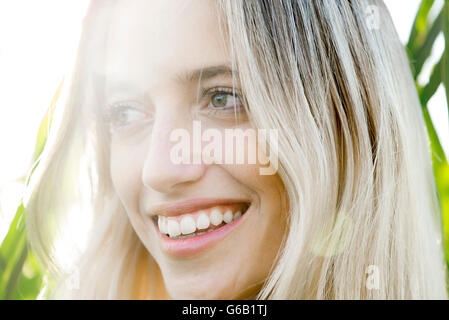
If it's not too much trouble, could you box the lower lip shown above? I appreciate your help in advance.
[154,205,252,258]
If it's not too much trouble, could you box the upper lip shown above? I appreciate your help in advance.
[146,198,251,217]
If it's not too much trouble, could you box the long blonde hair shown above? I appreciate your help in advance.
[26,0,448,299]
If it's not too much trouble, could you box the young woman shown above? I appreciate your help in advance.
[26,0,448,299]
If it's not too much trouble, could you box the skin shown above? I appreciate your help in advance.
[104,0,286,299]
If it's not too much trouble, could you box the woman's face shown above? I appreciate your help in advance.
[105,0,286,299]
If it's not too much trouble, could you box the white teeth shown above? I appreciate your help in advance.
[210,208,223,226]
[197,212,210,230]
[171,230,213,239]
[167,219,181,237]
[158,216,167,234]
[180,215,196,235]
[223,210,233,224]
[160,206,247,238]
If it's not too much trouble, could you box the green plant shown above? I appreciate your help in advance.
[407,0,449,269]
[0,80,62,299]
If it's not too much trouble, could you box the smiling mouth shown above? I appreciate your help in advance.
[151,202,250,239]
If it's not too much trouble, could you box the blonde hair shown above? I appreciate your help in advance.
[27,0,448,299]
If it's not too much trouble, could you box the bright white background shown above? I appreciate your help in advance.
[0,0,447,241]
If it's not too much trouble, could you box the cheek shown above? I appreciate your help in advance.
[222,128,282,197]
[110,143,145,211]
[222,163,285,289]
[236,134,286,234]
[222,135,286,233]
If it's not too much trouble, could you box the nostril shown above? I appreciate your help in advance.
[142,162,207,194]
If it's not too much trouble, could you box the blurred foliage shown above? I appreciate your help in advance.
[1,0,449,299]
[0,80,62,299]
[408,0,449,271]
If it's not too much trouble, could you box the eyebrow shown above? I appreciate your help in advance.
[101,64,239,99]
[174,65,238,83]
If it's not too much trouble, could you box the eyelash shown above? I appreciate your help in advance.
[105,101,146,130]
[106,87,245,130]
[202,87,244,112]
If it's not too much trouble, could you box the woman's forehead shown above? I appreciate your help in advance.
[103,0,230,85]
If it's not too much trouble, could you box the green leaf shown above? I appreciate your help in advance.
[407,0,436,53]
[440,0,449,266]
[434,162,449,268]
[31,79,63,164]
[412,10,443,79]
[443,0,449,113]
[422,105,448,166]
[11,251,43,300]
[0,204,28,299]
[419,55,443,106]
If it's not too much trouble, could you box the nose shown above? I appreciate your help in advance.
[142,111,206,194]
